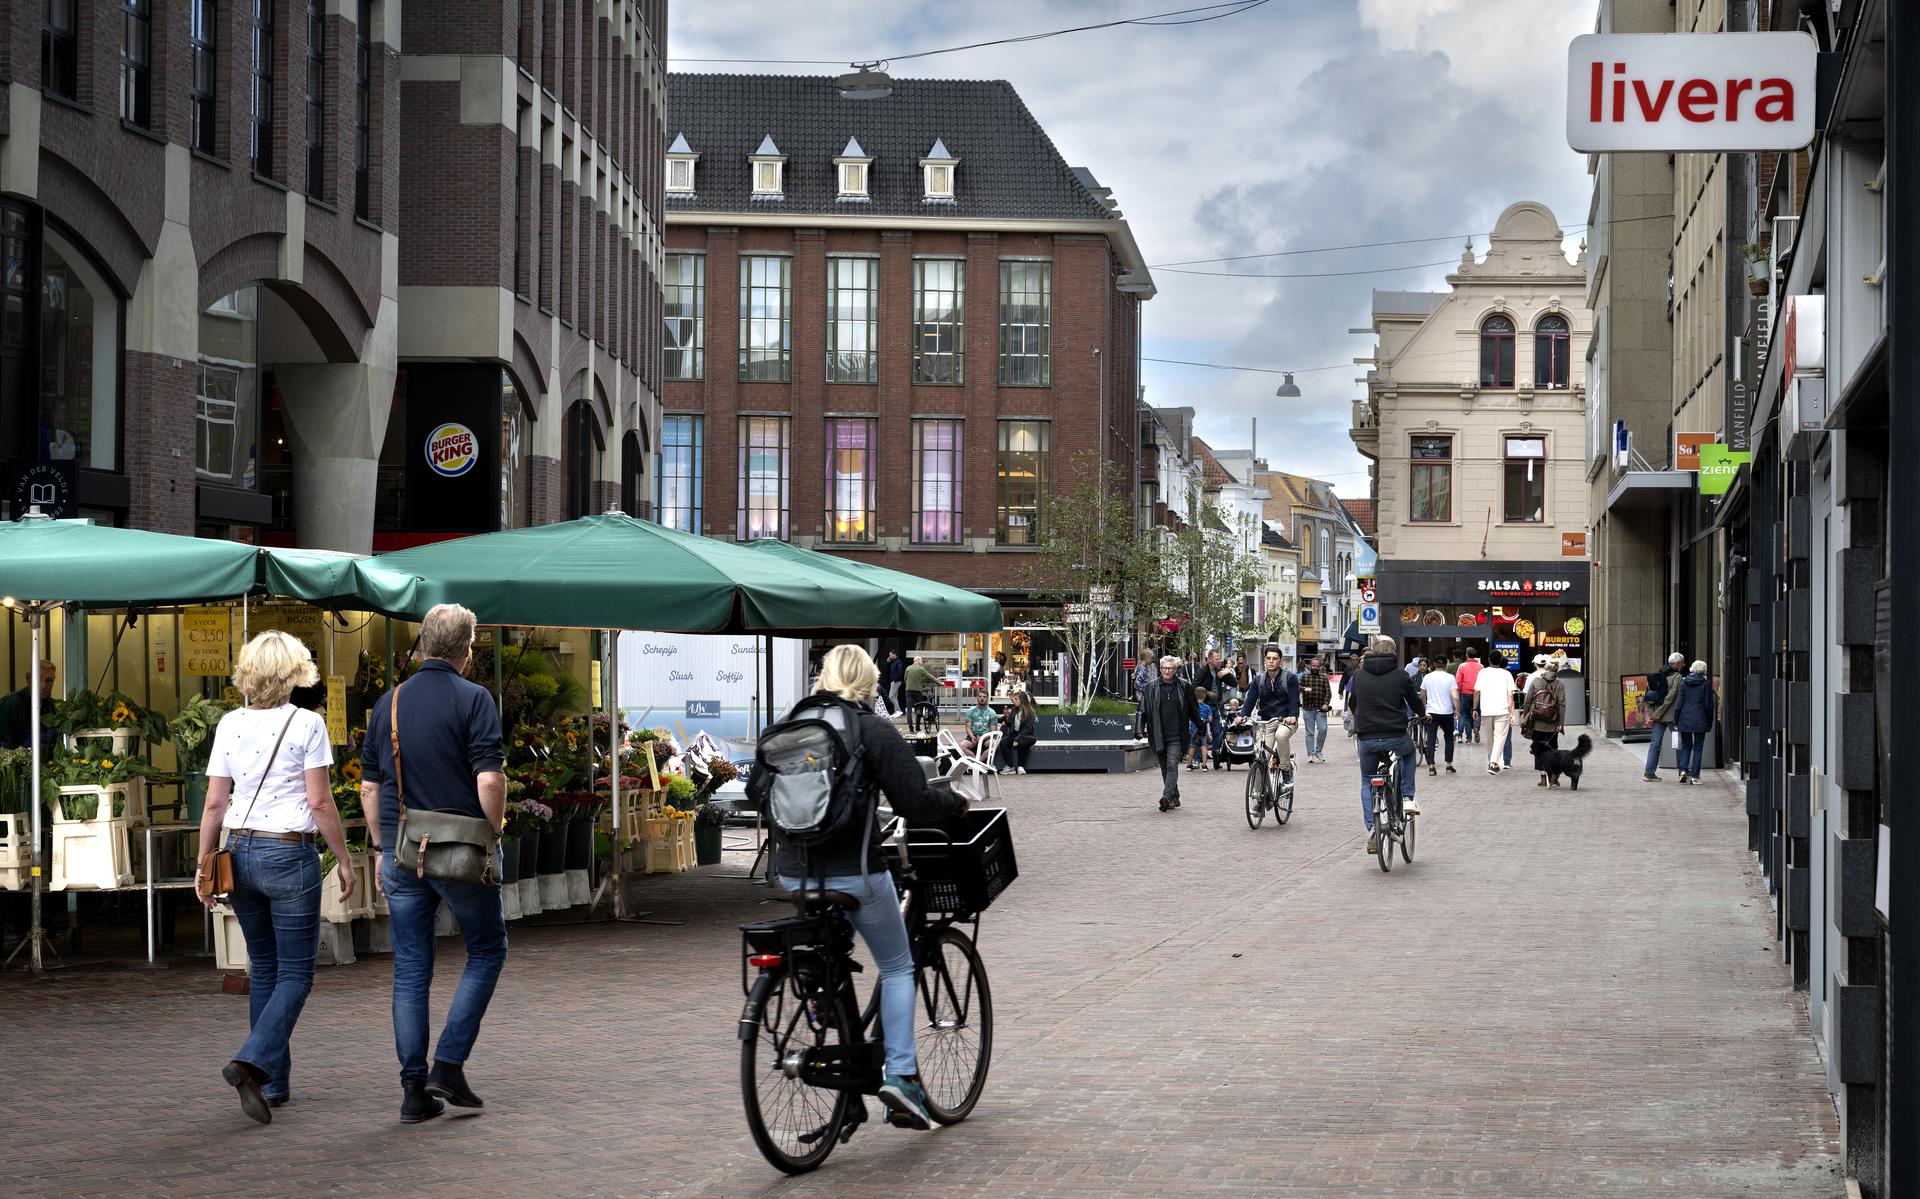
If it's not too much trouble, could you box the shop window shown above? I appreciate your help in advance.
[197,287,260,488]
[911,418,962,544]
[1409,435,1451,523]
[1503,436,1546,522]
[826,257,877,383]
[1479,315,1515,389]
[499,379,526,529]
[1535,314,1571,389]
[251,0,276,178]
[621,429,647,519]
[656,413,702,531]
[304,0,325,192]
[39,229,123,472]
[2,208,31,353]
[191,0,218,153]
[738,255,790,382]
[664,253,704,380]
[565,399,600,519]
[998,261,1050,386]
[737,415,788,540]
[995,419,1048,546]
[913,259,964,384]
[43,0,79,101]
[120,0,153,127]
[823,417,875,543]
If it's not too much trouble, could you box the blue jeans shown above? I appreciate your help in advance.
[1677,731,1706,778]
[227,835,322,1100]
[778,871,918,1076]
[382,848,509,1081]
[1356,735,1416,831]
[1302,709,1328,757]
[1644,722,1671,775]
[1459,695,1477,739]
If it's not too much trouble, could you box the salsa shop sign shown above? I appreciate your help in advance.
[1475,577,1577,598]
[1566,33,1817,153]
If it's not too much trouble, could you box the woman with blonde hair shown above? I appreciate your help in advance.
[194,630,356,1123]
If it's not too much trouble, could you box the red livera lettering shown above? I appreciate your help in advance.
[1611,61,1626,121]
[1676,78,1717,122]
[1755,78,1794,121]
[1591,61,1604,122]
[1724,76,1754,119]
[1632,77,1675,121]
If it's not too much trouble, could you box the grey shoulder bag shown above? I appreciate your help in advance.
[391,682,502,886]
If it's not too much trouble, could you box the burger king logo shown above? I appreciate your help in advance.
[425,423,478,478]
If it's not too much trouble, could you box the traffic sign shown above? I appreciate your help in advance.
[1358,603,1381,635]
[1359,583,1376,604]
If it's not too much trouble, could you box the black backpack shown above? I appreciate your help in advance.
[749,694,875,872]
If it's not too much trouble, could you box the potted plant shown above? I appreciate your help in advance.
[51,689,168,756]
[170,693,234,823]
[43,744,157,889]
[0,746,29,814]
[1738,242,1770,294]
[694,802,725,866]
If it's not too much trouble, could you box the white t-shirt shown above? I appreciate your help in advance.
[208,705,334,833]
[1420,670,1458,716]
[1474,667,1518,717]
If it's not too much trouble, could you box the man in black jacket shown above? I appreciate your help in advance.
[1136,655,1201,812]
[1348,636,1426,855]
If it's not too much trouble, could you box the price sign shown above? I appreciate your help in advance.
[254,603,325,662]
[183,607,233,677]
[325,675,348,744]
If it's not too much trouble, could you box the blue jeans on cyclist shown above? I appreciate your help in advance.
[1355,734,1416,831]
[778,871,918,1077]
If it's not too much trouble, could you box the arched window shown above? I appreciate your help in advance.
[565,400,601,520]
[1535,314,1571,389]
[1479,315,1515,388]
[620,430,647,518]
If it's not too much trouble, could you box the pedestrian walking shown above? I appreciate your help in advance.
[195,631,354,1124]
[1419,657,1459,774]
[1672,660,1717,784]
[1521,659,1568,787]
[1339,651,1364,737]
[360,603,509,1124]
[1455,650,1483,742]
[1349,636,1425,855]
[1299,655,1333,762]
[1473,656,1519,773]
[885,650,907,715]
[1187,689,1218,770]
[903,656,936,733]
[1641,652,1687,781]
[1133,654,1155,700]
[1404,655,1427,681]
[996,690,1038,775]
[1135,656,1200,812]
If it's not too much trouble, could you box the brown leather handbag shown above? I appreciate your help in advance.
[196,710,298,901]
[390,682,502,886]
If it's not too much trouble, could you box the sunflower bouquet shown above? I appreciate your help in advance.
[49,689,169,744]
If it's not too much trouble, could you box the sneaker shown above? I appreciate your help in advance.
[1643,773,1658,782]
[1445,764,1456,773]
[1486,765,1500,775]
[1365,830,1379,854]
[1428,764,1437,776]
[1403,797,1420,816]
[1016,767,1027,775]
[878,1074,932,1131]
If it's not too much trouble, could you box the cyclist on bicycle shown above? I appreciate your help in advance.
[766,644,968,1131]
[1235,646,1301,786]
[1348,635,1426,855]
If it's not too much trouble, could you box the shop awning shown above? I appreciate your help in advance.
[0,517,260,605]
[256,547,423,612]
[1606,470,1693,511]
[743,541,1002,634]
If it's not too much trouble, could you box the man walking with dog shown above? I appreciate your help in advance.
[1521,658,1567,788]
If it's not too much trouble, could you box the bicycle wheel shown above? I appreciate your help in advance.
[1244,760,1268,829]
[1401,813,1416,862]
[741,966,860,1175]
[1274,772,1293,825]
[916,927,994,1124]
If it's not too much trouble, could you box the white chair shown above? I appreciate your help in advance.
[953,730,1002,799]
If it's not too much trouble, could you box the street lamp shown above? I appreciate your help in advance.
[834,63,893,99]
[1274,372,1301,398]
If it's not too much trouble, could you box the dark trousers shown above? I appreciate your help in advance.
[1156,739,1186,802]
[1459,695,1477,740]
[996,736,1034,771]
[1421,713,1456,764]
[904,691,927,731]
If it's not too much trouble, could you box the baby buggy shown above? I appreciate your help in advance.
[1215,723,1258,771]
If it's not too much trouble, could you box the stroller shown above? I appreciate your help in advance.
[1215,722,1258,771]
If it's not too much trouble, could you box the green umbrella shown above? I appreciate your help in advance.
[0,516,259,605]
[744,540,1002,633]
[258,546,422,613]
[350,512,897,633]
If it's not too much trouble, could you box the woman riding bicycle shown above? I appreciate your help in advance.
[766,644,967,1131]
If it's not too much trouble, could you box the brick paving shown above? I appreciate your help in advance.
[2,727,1840,1197]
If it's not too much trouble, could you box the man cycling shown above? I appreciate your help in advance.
[1347,635,1426,856]
[1236,646,1300,788]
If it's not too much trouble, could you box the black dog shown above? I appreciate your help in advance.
[1531,734,1594,789]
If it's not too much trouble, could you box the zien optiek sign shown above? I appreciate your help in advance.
[1566,33,1817,153]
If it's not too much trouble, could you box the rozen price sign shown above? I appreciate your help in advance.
[1566,33,1817,153]
[182,607,232,677]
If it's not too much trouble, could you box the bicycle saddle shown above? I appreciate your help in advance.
[784,888,863,911]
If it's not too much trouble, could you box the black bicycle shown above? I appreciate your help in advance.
[1369,719,1419,872]
[737,809,1014,1174]
[1241,718,1294,830]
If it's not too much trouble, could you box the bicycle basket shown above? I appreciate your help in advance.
[905,807,1018,916]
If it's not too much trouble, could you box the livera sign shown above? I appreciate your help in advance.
[1567,33,1817,153]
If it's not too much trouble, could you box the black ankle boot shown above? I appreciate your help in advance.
[427,1060,484,1109]
[400,1079,446,1124]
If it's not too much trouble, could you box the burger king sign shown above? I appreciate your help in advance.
[426,422,478,478]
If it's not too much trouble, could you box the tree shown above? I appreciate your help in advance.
[1140,497,1265,663]
[1261,596,1297,646]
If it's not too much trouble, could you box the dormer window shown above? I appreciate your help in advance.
[921,138,958,202]
[835,136,871,200]
[665,133,698,194]
[750,134,785,198]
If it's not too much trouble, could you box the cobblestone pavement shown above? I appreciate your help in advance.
[3,727,1841,1197]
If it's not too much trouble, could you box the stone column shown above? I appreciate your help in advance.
[273,302,398,553]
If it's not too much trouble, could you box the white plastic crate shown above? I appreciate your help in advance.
[319,849,376,924]
[212,903,249,971]
[50,817,139,890]
[52,781,146,825]
[0,811,30,891]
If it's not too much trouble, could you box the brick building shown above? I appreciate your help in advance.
[0,0,665,552]
[660,73,1154,657]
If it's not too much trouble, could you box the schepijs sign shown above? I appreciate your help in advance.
[1566,32,1818,153]
[1697,444,1752,495]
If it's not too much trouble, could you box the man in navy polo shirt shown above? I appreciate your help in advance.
[361,602,508,1124]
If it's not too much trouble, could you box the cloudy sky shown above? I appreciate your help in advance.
[669,0,1597,495]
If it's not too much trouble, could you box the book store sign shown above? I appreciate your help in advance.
[1566,33,1817,153]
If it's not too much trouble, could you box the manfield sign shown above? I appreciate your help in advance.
[1567,32,1818,153]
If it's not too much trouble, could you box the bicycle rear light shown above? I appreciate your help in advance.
[748,953,784,969]
[1369,777,1386,786]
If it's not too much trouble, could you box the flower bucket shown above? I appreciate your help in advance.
[695,822,723,866]
[564,820,594,871]
[184,772,209,824]
[538,871,569,909]
[518,829,542,881]
[516,875,542,915]
[537,823,568,875]
[502,884,523,921]
[500,835,522,886]
[68,728,140,756]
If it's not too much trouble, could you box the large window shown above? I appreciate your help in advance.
[912,259,964,384]
[43,0,78,100]
[40,230,122,472]
[737,415,788,540]
[998,260,1050,385]
[1503,436,1546,523]
[120,0,152,126]
[995,419,1048,546]
[656,414,702,532]
[250,0,275,177]
[304,0,325,192]
[823,417,875,543]
[663,253,704,380]
[912,419,962,544]
[354,0,371,217]
[1409,435,1452,523]
[1535,313,1571,389]
[1479,315,1515,389]
[739,256,791,382]
[565,400,599,520]
[197,288,260,488]
[191,0,218,153]
[826,257,878,383]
